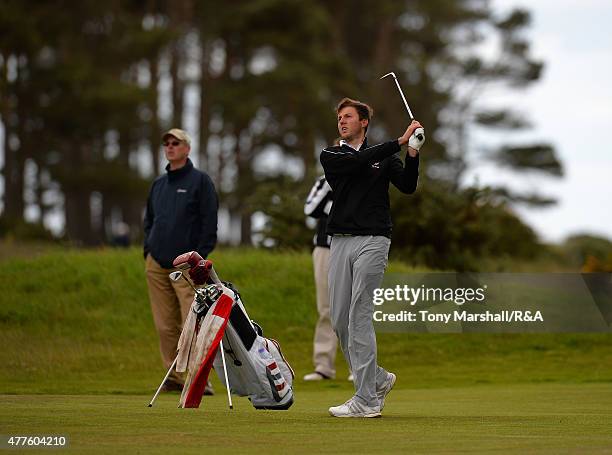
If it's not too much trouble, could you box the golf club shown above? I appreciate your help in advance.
[380,71,425,149]
[169,270,197,292]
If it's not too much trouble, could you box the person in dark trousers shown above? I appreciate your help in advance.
[303,176,352,382]
[320,98,423,417]
[144,128,218,393]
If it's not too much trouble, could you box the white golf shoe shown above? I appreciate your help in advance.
[303,372,331,381]
[328,397,381,418]
[376,372,396,411]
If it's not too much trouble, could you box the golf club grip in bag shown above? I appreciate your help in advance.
[212,282,295,410]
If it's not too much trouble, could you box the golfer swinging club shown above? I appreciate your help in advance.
[321,97,423,417]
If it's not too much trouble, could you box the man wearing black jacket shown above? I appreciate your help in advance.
[321,98,423,417]
[144,128,218,392]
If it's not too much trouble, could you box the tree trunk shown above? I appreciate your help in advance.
[170,42,184,127]
[1,54,25,222]
[148,55,161,176]
[64,187,93,246]
[233,127,254,246]
[301,126,317,180]
[1,125,25,222]
[372,18,393,81]
[62,140,96,246]
[198,39,211,171]
[116,128,142,236]
[240,208,252,246]
[35,164,47,224]
[101,191,112,243]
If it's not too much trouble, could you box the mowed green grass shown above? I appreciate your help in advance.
[2,384,611,454]
[1,246,612,452]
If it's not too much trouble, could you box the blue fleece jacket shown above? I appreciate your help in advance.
[143,159,218,268]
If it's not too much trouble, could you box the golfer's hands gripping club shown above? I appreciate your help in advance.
[399,120,425,156]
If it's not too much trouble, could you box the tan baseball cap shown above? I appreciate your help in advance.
[162,128,192,146]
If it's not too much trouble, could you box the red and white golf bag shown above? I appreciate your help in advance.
[172,252,294,410]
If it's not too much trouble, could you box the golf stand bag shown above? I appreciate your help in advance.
[212,282,294,410]
[150,251,294,410]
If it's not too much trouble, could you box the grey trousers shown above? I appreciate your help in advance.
[328,235,391,407]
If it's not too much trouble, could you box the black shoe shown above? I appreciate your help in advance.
[161,379,183,392]
[203,380,215,396]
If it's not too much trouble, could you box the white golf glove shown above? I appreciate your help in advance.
[408,127,425,151]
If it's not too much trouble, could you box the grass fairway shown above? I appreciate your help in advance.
[1,246,611,452]
[2,384,611,454]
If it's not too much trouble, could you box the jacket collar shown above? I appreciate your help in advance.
[166,158,193,181]
[339,137,368,151]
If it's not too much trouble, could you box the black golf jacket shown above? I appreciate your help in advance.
[320,138,419,238]
[144,159,218,268]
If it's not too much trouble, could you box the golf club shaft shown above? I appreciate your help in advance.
[219,340,233,409]
[181,274,198,292]
[208,264,221,285]
[148,356,178,407]
[392,76,415,120]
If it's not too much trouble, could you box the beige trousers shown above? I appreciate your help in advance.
[145,254,194,383]
[312,246,337,378]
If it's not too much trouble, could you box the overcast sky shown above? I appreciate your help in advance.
[467,0,612,242]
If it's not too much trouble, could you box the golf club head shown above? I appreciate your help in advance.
[380,72,396,80]
[169,271,183,282]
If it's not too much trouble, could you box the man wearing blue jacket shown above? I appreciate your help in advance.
[144,128,218,392]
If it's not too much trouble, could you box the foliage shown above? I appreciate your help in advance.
[0,218,55,242]
[246,175,314,249]
[561,234,612,272]
[494,144,562,177]
[0,0,174,244]
[389,179,540,271]
[562,234,612,263]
